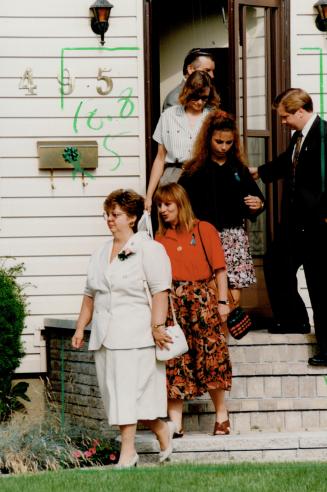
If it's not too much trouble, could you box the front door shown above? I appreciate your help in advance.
[229,0,290,247]
[228,1,290,319]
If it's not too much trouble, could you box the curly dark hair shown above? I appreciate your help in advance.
[104,189,144,232]
[183,110,246,175]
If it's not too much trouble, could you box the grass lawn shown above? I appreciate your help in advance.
[1,462,327,492]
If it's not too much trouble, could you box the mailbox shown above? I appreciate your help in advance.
[37,141,98,170]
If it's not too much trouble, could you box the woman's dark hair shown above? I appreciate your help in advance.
[183,110,246,175]
[178,71,220,110]
[104,189,144,232]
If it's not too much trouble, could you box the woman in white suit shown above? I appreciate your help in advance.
[72,189,176,468]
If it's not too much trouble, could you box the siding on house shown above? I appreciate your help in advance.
[1,1,323,374]
[0,0,145,373]
[291,0,325,325]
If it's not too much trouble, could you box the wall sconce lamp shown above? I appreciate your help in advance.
[314,0,327,31]
[90,0,114,46]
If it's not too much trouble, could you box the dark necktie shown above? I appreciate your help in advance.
[290,131,303,202]
[292,131,303,175]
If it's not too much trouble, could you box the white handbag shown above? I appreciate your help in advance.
[139,218,188,361]
[143,273,188,361]
[155,295,189,362]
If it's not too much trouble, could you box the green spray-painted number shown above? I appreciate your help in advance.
[118,87,135,118]
[61,46,139,176]
[103,132,130,171]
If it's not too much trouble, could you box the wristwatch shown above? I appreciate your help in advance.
[218,300,230,305]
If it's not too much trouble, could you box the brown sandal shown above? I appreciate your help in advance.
[173,428,184,439]
[213,419,230,435]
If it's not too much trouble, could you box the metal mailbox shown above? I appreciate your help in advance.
[37,141,98,170]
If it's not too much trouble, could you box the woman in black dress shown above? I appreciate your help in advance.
[179,110,265,306]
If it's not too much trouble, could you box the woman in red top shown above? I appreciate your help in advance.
[154,183,232,436]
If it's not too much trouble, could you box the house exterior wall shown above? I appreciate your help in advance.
[0,0,145,373]
[1,1,324,374]
[291,0,325,324]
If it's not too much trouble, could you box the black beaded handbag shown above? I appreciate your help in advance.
[197,222,252,340]
[226,304,252,340]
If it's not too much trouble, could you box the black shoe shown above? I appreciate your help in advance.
[268,321,311,334]
[308,353,327,366]
[173,428,184,439]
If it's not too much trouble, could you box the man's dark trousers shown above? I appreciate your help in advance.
[259,115,327,352]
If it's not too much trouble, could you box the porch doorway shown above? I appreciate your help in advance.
[144,0,290,321]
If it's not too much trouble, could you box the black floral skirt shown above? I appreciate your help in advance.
[166,279,232,400]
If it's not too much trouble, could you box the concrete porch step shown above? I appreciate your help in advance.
[134,430,327,464]
[179,330,327,433]
[44,320,327,434]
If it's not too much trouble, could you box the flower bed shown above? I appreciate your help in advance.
[71,438,119,467]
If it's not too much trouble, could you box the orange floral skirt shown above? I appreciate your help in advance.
[166,279,232,400]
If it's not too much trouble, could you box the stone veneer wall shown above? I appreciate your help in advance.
[43,319,110,435]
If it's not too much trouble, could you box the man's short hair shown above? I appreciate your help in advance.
[182,48,214,76]
[273,88,313,114]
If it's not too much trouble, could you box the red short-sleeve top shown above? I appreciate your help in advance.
[155,220,226,281]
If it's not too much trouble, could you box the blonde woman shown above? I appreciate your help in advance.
[154,183,232,437]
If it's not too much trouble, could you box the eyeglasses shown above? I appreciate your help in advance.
[189,94,210,102]
[103,211,126,220]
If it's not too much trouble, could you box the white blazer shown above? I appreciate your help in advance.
[85,231,172,350]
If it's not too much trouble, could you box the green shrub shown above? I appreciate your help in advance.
[0,261,29,422]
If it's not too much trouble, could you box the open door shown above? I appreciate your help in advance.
[229,0,290,318]
[144,0,231,173]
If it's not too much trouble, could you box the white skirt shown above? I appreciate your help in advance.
[94,346,167,426]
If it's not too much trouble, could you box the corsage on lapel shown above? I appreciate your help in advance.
[118,247,135,261]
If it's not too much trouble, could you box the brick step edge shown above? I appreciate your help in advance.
[184,397,327,413]
[182,409,327,433]
[229,331,316,346]
[133,431,327,464]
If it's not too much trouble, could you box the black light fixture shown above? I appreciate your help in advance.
[90,0,114,46]
[314,0,327,31]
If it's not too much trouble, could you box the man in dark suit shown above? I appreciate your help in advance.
[250,88,327,365]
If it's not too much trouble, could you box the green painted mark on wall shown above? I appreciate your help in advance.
[60,46,139,110]
[60,46,139,175]
[301,47,325,192]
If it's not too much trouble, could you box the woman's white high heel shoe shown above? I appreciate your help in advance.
[159,421,176,463]
[114,453,139,469]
